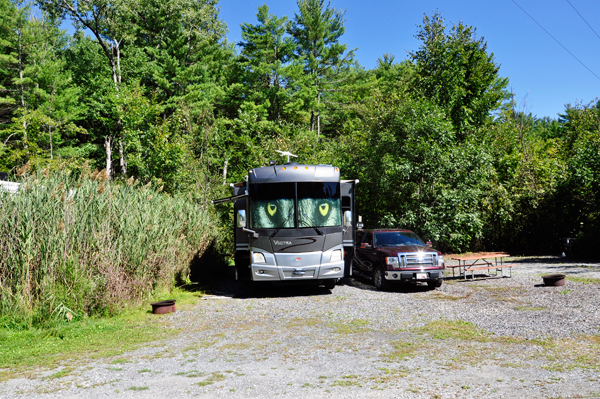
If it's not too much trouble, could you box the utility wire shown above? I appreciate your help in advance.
[566,0,600,42]
[511,0,600,82]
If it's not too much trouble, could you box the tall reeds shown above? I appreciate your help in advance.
[0,166,214,327]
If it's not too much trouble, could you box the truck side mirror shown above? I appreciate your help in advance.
[237,209,247,228]
[343,210,352,228]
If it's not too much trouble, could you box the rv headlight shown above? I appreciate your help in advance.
[386,257,399,267]
[252,252,266,264]
[330,249,342,262]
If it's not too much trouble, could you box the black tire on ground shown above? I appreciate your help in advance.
[427,279,443,289]
[235,258,251,281]
[373,267,389,291]
[323,279,337,290]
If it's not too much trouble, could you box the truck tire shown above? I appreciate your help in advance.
[427,279,443,289]
[323,279,337,290]
[373,267,389,291]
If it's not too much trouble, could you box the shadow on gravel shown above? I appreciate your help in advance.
[511,256,600,265]
[340,276,436,293]
[186,266,338,299]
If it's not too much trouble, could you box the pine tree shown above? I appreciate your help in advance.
[289,0,354,137]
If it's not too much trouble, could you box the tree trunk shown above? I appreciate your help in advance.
[49,125,53,159]
[222,160,228,186]
[114,39,122,84]
[17,29,27,144]
[317,92,321,142]
[105,136,112,179]
[119,140,126,176]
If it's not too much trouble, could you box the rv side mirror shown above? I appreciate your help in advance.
[237,209,247,228]
[343,210,352,228]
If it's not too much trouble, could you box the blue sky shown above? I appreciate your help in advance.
[219,0,600,119]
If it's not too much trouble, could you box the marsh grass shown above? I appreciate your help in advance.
[0,166,215,327]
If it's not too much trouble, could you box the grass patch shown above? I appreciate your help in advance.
[567,276,600,285]
[387,341,420,361]
[427,292,472,301]
[286,317,323,328]
[329,319,371,334]
[197,372,226,386]
[514,306,546,311]
[0,299,185,381]
[45,367,74,379]
[128,386,149,391]
[332,375,363,387]
[416,320,490,342]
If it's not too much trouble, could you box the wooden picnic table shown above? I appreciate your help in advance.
[448,253,513,280]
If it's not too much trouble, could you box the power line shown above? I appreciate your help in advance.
[566,0,600,42]
[511,0,600,82]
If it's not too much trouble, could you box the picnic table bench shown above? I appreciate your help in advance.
[448,253,514,280]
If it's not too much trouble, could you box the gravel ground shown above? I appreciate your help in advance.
[2,256,600,398]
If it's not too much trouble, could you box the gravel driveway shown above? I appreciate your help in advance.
[3,256,600,398]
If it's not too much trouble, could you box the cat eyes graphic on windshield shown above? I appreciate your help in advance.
[252,199,339,228]
[253,199,294,228]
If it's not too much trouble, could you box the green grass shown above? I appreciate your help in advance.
[416,320,490,342]
[128,386,149,391]
[0,288,203,381]
[567,276,600,285]
[329,319,371,334]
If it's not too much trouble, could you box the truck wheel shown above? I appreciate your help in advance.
[373,267,389,291]
[427,279,443,289]
[323,279,337,290]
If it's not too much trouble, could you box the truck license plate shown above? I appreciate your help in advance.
[416,273,427,280]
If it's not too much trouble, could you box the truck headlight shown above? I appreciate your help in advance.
[252,252,266,264]
[438,256,445,267]
[386,257,399,267]
[330,249,342,262]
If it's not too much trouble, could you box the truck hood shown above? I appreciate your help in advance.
[376,245,439,256]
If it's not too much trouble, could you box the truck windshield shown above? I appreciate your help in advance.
[250,183,295,228]
[298,182,341,228]
[374,232,424,247]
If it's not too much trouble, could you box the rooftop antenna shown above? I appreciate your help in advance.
[275,150,298,163]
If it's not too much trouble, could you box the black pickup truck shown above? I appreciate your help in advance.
[352,229,445,290]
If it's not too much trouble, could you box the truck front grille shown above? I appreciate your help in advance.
[399,252,438,267]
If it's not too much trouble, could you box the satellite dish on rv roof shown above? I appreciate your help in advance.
[275,150,297,163]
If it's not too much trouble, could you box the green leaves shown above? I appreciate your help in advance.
[411,12,509,137]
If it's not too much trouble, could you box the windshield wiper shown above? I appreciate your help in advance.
[270,208,294,237]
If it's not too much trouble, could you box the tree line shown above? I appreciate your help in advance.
[1,0,598,255]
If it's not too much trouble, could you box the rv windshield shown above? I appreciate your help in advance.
[250,183,295,228]
[298,182,341,228]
